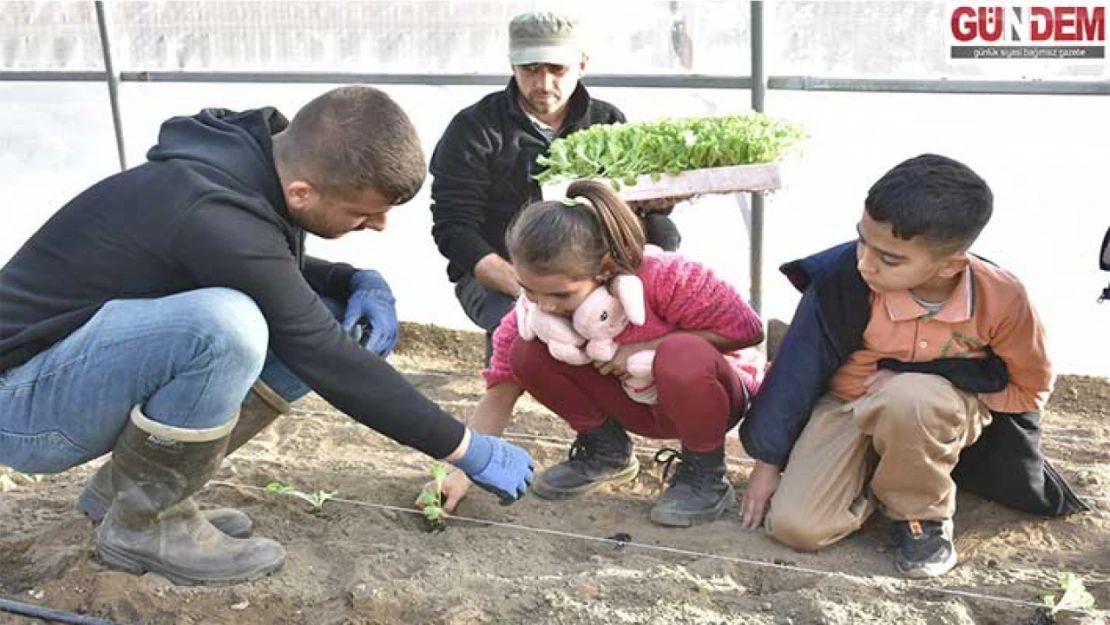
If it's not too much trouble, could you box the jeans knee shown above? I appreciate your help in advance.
[177,288,268,382]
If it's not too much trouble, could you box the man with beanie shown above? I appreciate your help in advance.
[430,11,681,361]
[0,85,534,586]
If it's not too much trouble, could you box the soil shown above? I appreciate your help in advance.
[1,322,1107,625]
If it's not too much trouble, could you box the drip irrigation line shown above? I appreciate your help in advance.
[282,414,1110,503]
[0,597,121,625]
[210,480,1106,618]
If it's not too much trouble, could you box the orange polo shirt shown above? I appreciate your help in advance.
[828,255,1053,413]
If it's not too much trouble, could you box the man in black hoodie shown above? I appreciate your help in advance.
[430,12,681,360]
[0,86,534,586]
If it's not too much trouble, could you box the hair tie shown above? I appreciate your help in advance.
[560,197,578,207]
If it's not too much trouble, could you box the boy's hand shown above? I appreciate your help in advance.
[864,369,896,395]
[740,461,781,530]
[416,470,472,513]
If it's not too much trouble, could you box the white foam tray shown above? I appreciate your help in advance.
[541,162,782,204]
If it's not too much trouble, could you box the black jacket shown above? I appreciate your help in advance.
[0,108,465,458]
[429,80,624,282]
[739,242,1088,517]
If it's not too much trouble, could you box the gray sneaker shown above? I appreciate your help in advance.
[532,419,639,500]
[649,447,734,527]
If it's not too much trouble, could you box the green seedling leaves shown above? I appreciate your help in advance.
[1043,572,1096,615]
[265,481,337,511]
[534,113,806,187]
[420,462,449,532]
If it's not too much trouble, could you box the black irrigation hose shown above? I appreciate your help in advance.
[0,597,120,625]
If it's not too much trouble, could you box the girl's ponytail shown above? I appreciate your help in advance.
[565,180,645,274]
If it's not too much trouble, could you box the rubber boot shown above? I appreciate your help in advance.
[77,380,289,536]
[77,460,252,538]
[225,379,290,453]
[649,447,734,527]
[532,418,639,500]
[94,405,286,586]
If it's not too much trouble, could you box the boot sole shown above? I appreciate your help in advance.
[649,483,735,527]
[531,458,641,501]
[95,542,284,587]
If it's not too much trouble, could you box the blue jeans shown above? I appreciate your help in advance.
[0,288,331,474]
[255,296,345,402]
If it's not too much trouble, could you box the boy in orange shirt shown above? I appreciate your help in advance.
[739,154,1086,578]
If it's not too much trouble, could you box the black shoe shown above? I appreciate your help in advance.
[532,419,639,500]
[649,447,734,527]
[894,519,957,578]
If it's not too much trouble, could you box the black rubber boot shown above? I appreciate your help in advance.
[224,380,290,453]
[77,381,289,537]
[94,405,286,586]
[649,447,734,527]
[76,460,252,538]
[532,418,639,500]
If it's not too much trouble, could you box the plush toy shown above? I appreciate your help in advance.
[572,275,658,404]
[514,296,591,366]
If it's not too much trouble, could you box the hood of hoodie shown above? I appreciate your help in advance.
[146,107,290,215]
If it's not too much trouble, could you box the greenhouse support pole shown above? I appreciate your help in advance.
[94,1,127,171]
[750,0,766,315]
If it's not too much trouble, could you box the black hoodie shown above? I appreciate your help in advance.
[0,107,465,458]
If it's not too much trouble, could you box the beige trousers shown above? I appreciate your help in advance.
[765,373,991,551]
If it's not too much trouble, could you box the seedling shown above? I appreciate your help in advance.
[1042,572,1096,617]
[534,113,806,189]
[417,462,449,532]
[265,481,337,512]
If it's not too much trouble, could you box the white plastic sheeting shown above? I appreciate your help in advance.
[2,2,1104,78]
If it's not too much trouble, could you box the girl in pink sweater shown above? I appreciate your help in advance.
[433,180,765,527]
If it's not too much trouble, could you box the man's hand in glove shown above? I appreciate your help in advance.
[450,430,534,503]
[342,269,398,357]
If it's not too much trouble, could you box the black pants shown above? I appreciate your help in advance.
[455,274,516,365]
[643,212,682,252]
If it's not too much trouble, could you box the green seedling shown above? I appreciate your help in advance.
[265,481,337,512]
[417,462,449,532]
[534,113,806,188]
[1042,572,1096,616]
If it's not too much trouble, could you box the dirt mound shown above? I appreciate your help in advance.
[1,323,1107,624]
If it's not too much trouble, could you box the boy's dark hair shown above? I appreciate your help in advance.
[506,180,645,279]
[277,85,425,204]
[865,154,993,256]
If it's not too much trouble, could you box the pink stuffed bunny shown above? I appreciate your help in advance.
[514,296,592,366]
[572,275,658,404]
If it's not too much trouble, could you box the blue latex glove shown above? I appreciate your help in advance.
[450,430,534,504]
[343,269,398,357]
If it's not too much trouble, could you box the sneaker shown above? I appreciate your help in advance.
[532,419,639,500]
[649,447,734,527]
[894,519,957,578]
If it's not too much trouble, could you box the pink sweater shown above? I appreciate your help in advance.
[483,251,766,395]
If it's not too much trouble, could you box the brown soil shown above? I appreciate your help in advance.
[1,323,1107,625]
